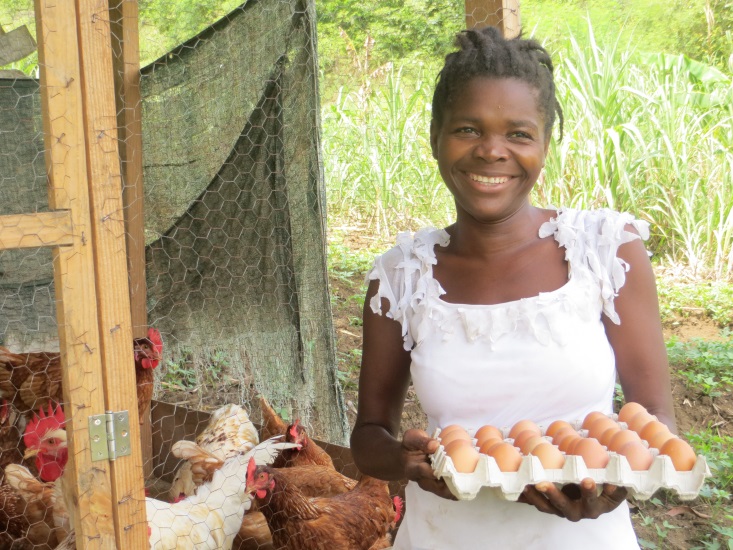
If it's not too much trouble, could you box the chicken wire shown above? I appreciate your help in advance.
[1,0,348,434]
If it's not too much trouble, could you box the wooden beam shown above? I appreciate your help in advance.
[76,0,148,546]
[109,0,154,479]
[465,0,521,37]
[33,0,117,547]
[109,0,147,341]
[0,211,73,250]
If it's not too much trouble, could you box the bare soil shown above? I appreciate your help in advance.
[330,249,733,549]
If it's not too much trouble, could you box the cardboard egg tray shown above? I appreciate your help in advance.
[430,426,711,502]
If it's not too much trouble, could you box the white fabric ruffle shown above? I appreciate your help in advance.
[367,208,649,350]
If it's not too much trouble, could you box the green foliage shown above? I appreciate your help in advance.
[657,281,733,327]
[666,332,733,396]
[687,429,733,498]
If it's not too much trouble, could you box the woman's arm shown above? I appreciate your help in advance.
[603,234,677,432]
[350,280,453,498]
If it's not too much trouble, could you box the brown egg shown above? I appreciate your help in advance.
[509,420,541,440]
[474,425,503,445]
[599,426,622,447]
[608,429,642,453]
[552,426,578,445]
[588,416,619,440]
[639,420,671,443]
[520,435,547,456]
[558,433,582,453]
[439,424,467,438]
[627,411,656,433]
[545,420,574,439]
[660,438,697,471]
[439,428,472,448]
[618,402,647,424]
[647,430,677,450]
[512,429,540,452]
[572,437,610,468]
[618,441,654,471]
[489,442,523,472]
[530,443,565,469]
[581,411,608,430]
[478,437,504,455]
[445,439,480,473]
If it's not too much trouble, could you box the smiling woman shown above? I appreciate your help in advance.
[350,25,676,550]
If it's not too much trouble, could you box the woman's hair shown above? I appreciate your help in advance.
[432,26,563,140]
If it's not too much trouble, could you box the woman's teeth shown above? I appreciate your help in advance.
[470,174,509,185]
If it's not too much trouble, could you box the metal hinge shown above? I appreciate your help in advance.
[89,410,131,462]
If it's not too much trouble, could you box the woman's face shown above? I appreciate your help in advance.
[430,77,550,225]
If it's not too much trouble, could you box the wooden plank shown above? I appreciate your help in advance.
[465,0,521,37]
[109,0,147,340]
[0,25,37,66]
[0,211,73,250]
[75,0,148,547]
[109,0,153,479]
[33,0,117,547]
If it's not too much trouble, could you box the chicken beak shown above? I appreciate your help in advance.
[24,447,40,459]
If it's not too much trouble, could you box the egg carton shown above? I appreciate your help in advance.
[431,441,710,502]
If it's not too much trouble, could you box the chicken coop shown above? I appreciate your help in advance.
[0,0,519,548]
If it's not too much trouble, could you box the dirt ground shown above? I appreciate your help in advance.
[330,258,733,549]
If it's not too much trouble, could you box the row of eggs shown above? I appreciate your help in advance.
[439,402,697,474]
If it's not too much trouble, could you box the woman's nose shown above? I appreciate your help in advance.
[474,134,508,161]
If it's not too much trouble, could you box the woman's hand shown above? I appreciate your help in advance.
[518,479,627,521]
[401,429,456,500]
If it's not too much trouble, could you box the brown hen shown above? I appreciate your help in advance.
[246,462,395,550]
[258,397,334,469]
[0,328,162,424]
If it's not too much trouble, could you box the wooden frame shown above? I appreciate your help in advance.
[0,0,148,546]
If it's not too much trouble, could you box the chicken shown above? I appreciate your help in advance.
[246,461,396,550]
[134,327,163,425]
[22,402,67,483]
[168,403,259,501]
[0,328,162,424]
[0,400,29,474]
[173,440,358,550]
[3,464,61,548]
[259,397,334,469]
[0,403,69,548]
[147,437,297,550]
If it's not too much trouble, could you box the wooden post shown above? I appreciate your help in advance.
[465,0,521,37]
[33,0,117,546]
[75,0,148,546]
[109,0,153,479]
[32,0,149,547]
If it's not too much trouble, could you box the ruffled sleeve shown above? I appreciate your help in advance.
[366,228,450,350]
[539,208,650,324]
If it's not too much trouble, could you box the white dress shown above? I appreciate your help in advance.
[367,208,649,550]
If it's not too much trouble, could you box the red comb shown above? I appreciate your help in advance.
[393,495,404,523]
[288,419,300,438]
[24,402,65,450]
[148,328,163,354]
[246,457,257,484]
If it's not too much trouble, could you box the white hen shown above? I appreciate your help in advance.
[147,436,297,550]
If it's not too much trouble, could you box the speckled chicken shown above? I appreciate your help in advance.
[168,403,259,501]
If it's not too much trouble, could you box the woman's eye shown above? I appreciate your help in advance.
[456,127,478,135]
[510,131,532,139]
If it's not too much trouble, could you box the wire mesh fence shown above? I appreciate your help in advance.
[0,1,520,548]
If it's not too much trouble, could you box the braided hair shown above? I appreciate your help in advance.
[432,26,563,141]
